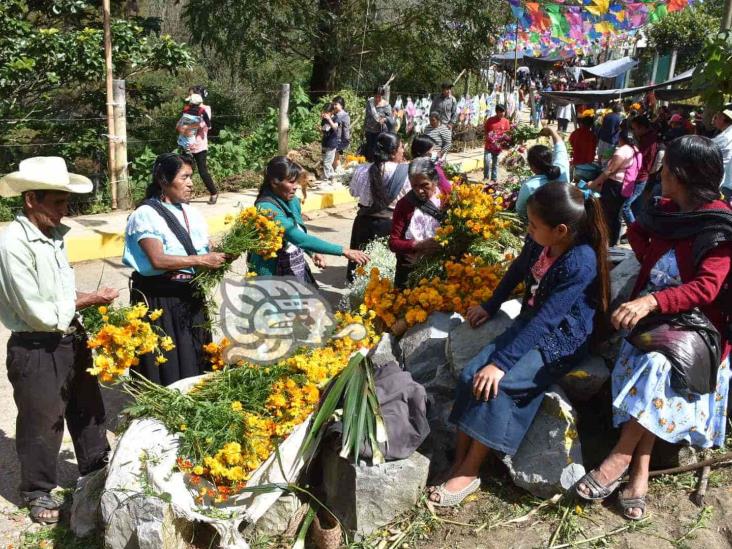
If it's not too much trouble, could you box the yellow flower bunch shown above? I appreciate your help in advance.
[202,337,231,371]
[344,154,366,165]
[630,102,643,112]
[435,181,511,247]
[174,309,380,493]
[236,206,284,261]
[86,304,175,383]
[364,255,507,329]
[580,109,595,118]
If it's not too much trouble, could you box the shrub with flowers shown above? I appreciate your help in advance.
[123,309,380,504]
[194,206,285,298]
[83,303,175,383]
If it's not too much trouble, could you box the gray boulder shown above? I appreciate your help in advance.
[101,418,193,549]
[247,492,303,538]
[503,387,585,499]
[70,466,107,538]
[399,312,462,384]
[559,355,610,402]
[102,494,193,549]
[321,445,430,538]
[369,332,401,368]
[446,309,516,379]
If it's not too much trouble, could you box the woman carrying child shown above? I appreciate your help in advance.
[429,181,610,506]
[176,86,218,204]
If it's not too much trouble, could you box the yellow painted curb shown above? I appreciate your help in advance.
[65,187,357,263]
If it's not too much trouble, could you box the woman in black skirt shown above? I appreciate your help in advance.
[122,153,227,385]
[346,132,409,281]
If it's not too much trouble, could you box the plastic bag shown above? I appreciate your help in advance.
[627,308,721,395]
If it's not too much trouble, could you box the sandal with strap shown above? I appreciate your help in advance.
[28,494,61,524]
[618,493,647,521]
[575,468,627,502]
[430,478,481,507]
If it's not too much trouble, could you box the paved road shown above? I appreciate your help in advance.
[0,203,359,543]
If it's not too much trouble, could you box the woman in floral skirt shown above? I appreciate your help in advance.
[576,135,732,520]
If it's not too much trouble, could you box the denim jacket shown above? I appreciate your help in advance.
[481,237,599,371]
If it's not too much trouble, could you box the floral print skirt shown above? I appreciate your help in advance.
[612,342,730,448]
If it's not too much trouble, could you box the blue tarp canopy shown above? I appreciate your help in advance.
[581,56,638,79]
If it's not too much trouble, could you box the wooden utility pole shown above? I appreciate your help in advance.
[112,80,130,209]
[278,84,290,155]
[102,0,117,208]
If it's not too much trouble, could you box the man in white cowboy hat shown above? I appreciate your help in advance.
[0,156,118,523]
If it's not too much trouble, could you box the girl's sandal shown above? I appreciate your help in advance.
[575,468,626,502]
[429,478,481,507]
[618,494,647,521]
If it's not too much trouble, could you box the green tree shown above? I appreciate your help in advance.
[693,30,732,111]
[183,0,510,100]
[0,0,192,174]
[646,2,722,71]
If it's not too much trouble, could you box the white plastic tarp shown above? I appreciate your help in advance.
[581,56,638,79]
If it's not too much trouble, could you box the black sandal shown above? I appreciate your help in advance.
[575,468,626,502]
[28,494,60,524]
[618,493,647,521]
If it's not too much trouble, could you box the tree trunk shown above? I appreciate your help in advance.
[308,0,342,101]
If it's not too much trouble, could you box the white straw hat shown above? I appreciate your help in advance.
[0,156,93,198]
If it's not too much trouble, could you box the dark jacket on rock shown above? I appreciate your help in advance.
[480,237,599,371]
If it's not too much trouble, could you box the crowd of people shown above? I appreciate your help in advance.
[1,77,732,529]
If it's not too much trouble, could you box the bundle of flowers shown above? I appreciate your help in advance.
[343,154,367,166]
[499,147,532,178]
[123,310,380,504]
[505,124,541,147]
[83,303,175,383]
[630,102,643,112]
[579,109,595,119]
[485,175,523,212]
[360,180,522,330]
[434,180,514,258]
[484,129,512,154]
[363,255,506,329]
[194,206,285,298]
[339,238,397,311]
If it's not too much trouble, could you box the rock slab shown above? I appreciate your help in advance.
[70,466,107,538]
[399,312,462,384]
[503,387,585,499]
[248,492,303,537]
[559,355,610,402]
[101,418,194,549]
[446,308,516,379]
[321,445,430,538]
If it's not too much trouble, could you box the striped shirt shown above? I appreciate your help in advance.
[425,124,453,157]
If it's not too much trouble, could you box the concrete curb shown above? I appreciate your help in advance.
[63,186,358,263]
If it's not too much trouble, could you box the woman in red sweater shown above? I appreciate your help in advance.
[389,158,444,287]
[576,136,732,520]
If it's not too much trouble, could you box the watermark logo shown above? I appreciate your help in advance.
[219,276,367,364]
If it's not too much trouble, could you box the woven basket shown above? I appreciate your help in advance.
[311,512,342,549]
